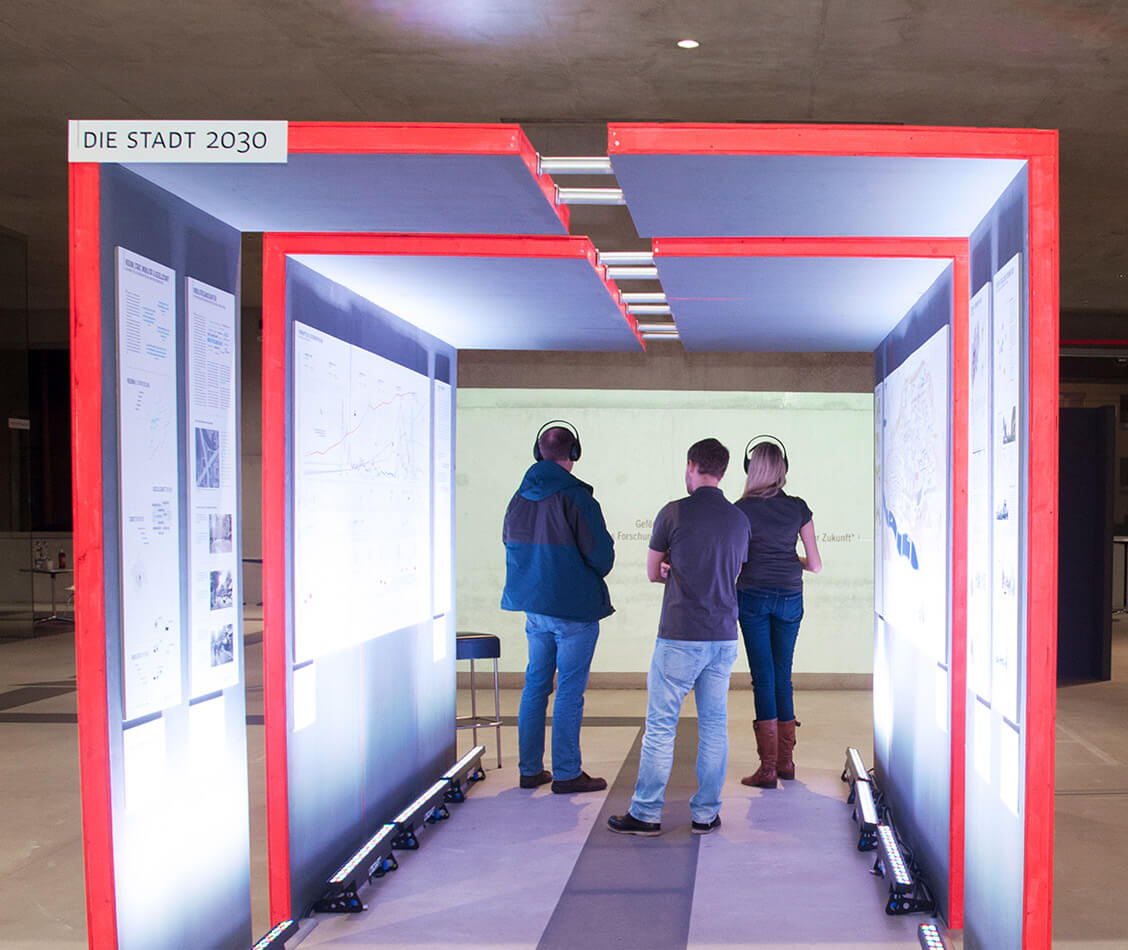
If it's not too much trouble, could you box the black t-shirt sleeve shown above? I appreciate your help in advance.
[649,502,673,552]
[798,497,813,528]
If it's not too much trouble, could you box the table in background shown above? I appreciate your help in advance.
[20,567,75,623]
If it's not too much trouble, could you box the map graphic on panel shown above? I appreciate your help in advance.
[293,322,432,662]
[880,326,950,663]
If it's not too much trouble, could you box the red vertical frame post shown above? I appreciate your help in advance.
[70,162,119,949]
[1022,137,1059,949]
[948,247,970,931]
[261,236,292,923]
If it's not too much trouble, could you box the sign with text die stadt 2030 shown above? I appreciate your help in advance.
[68,120,288,163]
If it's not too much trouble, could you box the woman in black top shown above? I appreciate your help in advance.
[734,440,821,788]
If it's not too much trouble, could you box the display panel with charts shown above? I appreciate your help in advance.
[293,322,432,662]
[967,282,993,701]
[879,325,950,664]
[115,247,183,720]
[991,253,1023,724]
[186,278,240,697]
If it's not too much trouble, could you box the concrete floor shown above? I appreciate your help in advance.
[1,614,1127,948]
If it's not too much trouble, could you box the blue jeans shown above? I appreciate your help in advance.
[518,612,600,781]
[630,639,738,824]
[737,588,804,721]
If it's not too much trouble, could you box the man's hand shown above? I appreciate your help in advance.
[647,548,670,584]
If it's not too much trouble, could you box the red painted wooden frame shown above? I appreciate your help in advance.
[654,235,970,927]
[633,124,1058,947]
[261,231,641,921]
[288,122,569,231]
[70,162,119,950]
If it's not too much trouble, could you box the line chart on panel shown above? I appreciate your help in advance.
[293,322,432,662]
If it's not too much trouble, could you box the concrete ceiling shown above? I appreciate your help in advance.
[3,0,1127,338]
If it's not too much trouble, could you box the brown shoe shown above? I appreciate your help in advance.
[741,719,779,788]
[778,719,799,780]
[520,770,552,789]
[551,771,607,794]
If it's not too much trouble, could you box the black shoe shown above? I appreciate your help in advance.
[519,770,552,789]
[691,815,721,835]
[607,812,662,836]
[551,771,607,794]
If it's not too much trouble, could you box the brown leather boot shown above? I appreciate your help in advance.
[741,719,778,788]
[778,719,799,780]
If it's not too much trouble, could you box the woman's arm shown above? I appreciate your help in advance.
[798,519,822,573]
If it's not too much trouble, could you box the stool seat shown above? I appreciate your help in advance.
[456,632,501,661]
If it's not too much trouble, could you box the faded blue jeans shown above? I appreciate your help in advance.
[630,638,739,824]
[518,612,600,781]
[737,588,804,721]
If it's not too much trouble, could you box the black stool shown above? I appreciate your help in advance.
[456,632,502,768]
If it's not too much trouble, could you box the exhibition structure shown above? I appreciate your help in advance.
[68,122,1057,949]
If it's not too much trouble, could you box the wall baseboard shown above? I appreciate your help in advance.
[457,671,872,690]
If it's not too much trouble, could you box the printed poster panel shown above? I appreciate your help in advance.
[116,247,183,720]
[433,379,453,616]
[293,322,432,662]
[967,283,993,701]
[186,278,240,698]
[991,253,1023,724]
[880,325,950,664]
[874,382,884,619]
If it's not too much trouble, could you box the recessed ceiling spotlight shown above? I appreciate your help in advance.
[677,39,700,49]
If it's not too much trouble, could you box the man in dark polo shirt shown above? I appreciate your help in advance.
[608,438,752,836]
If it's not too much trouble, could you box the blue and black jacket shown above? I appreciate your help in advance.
[501,460,615,621]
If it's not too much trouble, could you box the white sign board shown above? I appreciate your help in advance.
[69,120,287,163]
[186,278,240,698]
[116,247,183,720]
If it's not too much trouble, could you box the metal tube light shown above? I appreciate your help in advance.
[918,923,946,949]
[599,251,654,267]
[443,745,485,782]
[619,292,667,304]
[627,304,672,315]
[249,919,298,950]
[328,824,397,885]
[845,747,870,785]
[877,825,914,891]
[555,186,625,205]
[855,778,879,830]
[539,156,615,175]
[605,266,659,280]
[394,780,450,826]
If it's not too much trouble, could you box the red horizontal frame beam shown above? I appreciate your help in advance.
[608,123,1057,160]
[264,232,642,346]
[652,233,969,929]
[287,122,568,231]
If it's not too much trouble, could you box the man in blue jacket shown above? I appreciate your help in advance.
[502,423,614,794]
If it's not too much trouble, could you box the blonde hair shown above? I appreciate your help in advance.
[742,442,787,498]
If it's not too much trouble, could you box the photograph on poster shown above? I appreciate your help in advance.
[187,277,240,699]
[115,246,183,720]
[210,624,234,666]
[880,326,949,663]
[293,321,432,662]
[194,426,222,487]
[210,570,234,610]
[208,513,233,553]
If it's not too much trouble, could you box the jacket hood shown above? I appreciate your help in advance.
[518,459,593,501]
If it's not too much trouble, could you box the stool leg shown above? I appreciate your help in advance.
[493,656,502,769]
[470,659,479,749]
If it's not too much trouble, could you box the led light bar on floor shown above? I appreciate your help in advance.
[918,922,947,948]
[327,823,398,887]
[619,292,667,304]
[853,779,880,851]
[443,744,486,803]
[877,824,914,893]
[627,304,672,315]
[391,779,451,850]
[249,918,298,950]
[635,323,677,332]
[599,251,654,267]
[843,746,870,786]
[605,265,659,280]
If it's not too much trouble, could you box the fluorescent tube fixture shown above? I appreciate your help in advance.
[918,923,946,949]
[605,266,659,280]
[619,292,667,304]
[599,251,654,267]
[249,919,298,950]
[555,186,625,205]
[677,38,700,48]
[539,156,615,175]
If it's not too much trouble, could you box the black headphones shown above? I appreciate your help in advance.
[533,420,582,462]
[743,435,789,473]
